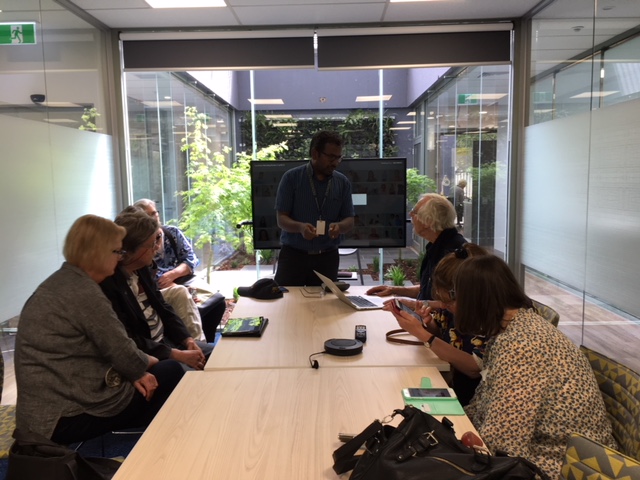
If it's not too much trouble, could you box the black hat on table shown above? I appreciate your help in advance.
[236,278,284,300]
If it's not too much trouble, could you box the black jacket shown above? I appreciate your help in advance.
[418,228,467,301]
[100,266,191,360]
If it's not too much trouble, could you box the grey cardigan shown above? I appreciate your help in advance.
[15,262,148,439]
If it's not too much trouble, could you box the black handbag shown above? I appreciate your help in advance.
[332,405,550,480]
[7,429,122,480]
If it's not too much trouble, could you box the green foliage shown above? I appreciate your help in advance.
[178,106,288,279]
[406,168,437,210]
[239,109,398,159]
[372,255,380,274]
[469,162,501,201]
[258,249,274,264]
[384,265,407,286]
[79,107,100,132]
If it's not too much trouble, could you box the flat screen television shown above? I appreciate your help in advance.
[250,158,407,250]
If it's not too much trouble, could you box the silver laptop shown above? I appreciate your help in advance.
[314,270,386,310]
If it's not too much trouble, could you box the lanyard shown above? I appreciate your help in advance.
[306,162,333,220]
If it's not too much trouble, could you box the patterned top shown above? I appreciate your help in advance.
[431,308,486,362]
[432,308,486,405]
[155,225,199,279]
[464,308,616,480]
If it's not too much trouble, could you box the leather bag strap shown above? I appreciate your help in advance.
[332,419,384,475]
[385,329,423,345]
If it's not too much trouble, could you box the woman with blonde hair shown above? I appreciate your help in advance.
[15,214,183,445]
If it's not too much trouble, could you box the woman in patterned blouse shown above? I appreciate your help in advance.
[455,255,616,480]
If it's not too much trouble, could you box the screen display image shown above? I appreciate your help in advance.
[251,158,407,250]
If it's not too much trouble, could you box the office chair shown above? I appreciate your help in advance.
[531,299,560,327]
[580,345,640,461]
[561,432,640,479]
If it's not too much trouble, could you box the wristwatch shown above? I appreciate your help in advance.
[423,335,436,348]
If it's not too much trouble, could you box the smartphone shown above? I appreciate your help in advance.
[402,387,457,400]
[393,299,422,321]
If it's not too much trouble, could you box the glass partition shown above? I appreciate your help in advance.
[524,0,640,371]
[123,61,512,265]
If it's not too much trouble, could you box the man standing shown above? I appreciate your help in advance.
[274,131,355,286]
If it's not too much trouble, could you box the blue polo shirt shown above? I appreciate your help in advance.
[275,162,355,251]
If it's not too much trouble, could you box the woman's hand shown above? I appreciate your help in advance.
[172,348,205,370]
[133,372,158,401]
[391,307,426,337]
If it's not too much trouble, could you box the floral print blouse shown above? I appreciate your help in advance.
[464,308,616,480]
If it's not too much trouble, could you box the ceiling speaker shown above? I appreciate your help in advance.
[324,338,363,357]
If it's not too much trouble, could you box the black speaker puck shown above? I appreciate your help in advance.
[324,338,363,356]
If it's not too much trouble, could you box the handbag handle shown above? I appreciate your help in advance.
[332,419,384,474]
[385,329,423,345]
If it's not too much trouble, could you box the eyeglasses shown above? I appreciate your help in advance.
[435,288,456,305]
[321,151,343,163]
[112,249,127,257]
[141,232,162,251]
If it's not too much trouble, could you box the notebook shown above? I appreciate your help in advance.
[314,270,385,310]
[221,316,269,337]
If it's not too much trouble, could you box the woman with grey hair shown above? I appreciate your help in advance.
[15,214,183,445]
[100,210,212,370]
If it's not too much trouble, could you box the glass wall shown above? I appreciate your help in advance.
[123,62,512,263]
[124,72,233,222]
[416,65,511,257]
[523,0,640,371]
[1,0,115,322]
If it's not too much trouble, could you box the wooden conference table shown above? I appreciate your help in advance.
[205,286,449,371]
[113,367,478,480]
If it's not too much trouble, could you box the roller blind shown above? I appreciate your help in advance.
[122,37,315,70]
[317,31,511,70]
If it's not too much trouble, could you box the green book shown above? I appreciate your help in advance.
[221,316,269,337]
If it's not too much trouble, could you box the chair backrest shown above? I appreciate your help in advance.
[561,432,640,480]
[580,345,640,461]
[532,299,560,327]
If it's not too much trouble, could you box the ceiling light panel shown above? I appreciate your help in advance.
[356,95,392,102]
[145,0,226,7]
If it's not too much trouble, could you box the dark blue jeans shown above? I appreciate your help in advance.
[51,359,184,445]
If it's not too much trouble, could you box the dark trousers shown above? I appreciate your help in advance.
[198,292,226,342]
[51,359,184,445]
[274,245,339,287]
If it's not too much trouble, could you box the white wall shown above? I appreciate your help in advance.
[0,115,116,320]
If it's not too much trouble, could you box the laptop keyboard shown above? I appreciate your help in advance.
[347,296,377,308]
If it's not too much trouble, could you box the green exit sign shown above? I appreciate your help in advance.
[0,22,37,45]
[457,94,479,105]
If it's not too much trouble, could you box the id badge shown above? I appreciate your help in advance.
[316,220,326,235]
